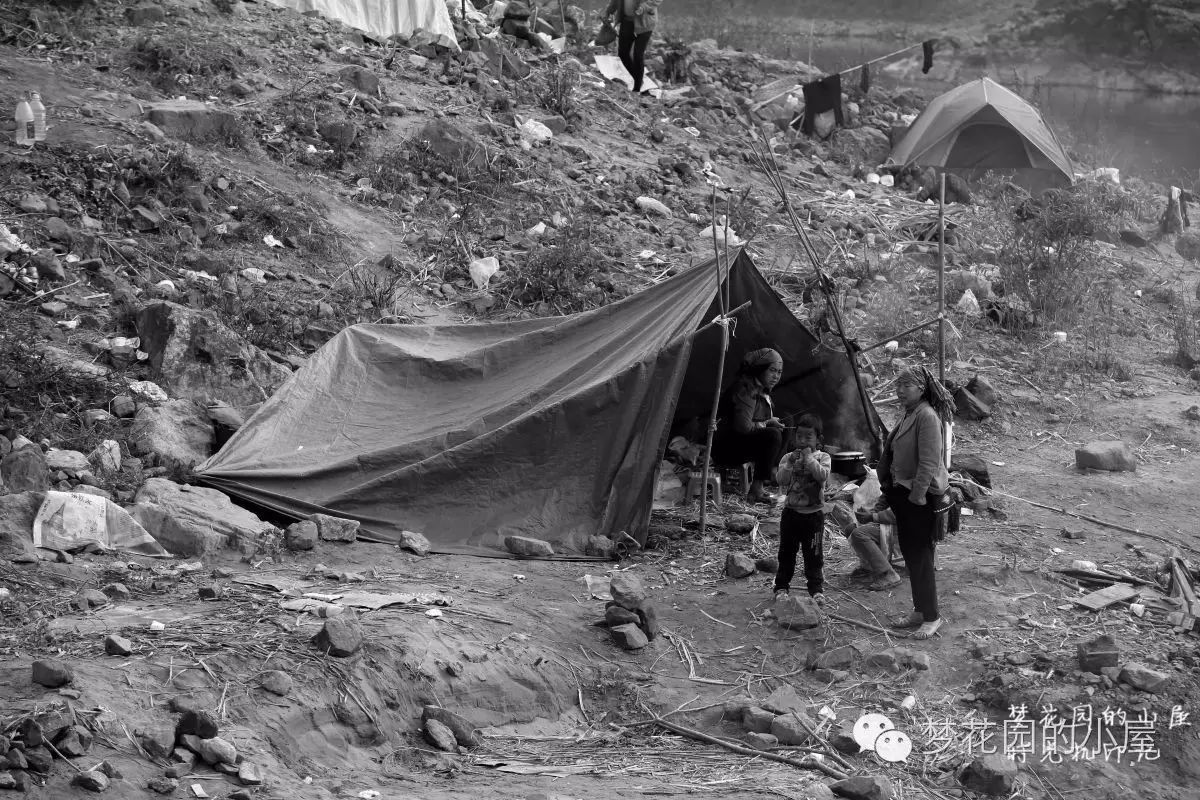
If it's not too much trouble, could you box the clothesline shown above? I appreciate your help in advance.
[750,39,936,113]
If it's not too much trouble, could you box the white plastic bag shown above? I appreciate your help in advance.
[33,491,171,556]
[955,289,981,316]
[635,196,673,218]
[851,468,881,514]
[468,256,500,289]
[516,117,553,147]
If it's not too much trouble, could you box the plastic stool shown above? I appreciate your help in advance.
[687,471,722,505]
[720,463,754,496]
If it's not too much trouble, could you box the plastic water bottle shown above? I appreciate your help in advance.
[29,92,46,141]
[15,94,34,146]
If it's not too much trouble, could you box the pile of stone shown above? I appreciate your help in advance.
[3,660,118,793]
[133,699,262,796]
[601,572,659,651]
[420,706,481,753]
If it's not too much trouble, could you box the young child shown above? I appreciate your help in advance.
[773,414,831,604]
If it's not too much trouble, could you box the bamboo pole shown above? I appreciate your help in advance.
[937,172,946,386]
[652,717,849,780]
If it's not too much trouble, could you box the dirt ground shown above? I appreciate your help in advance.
[3,1,1200,799]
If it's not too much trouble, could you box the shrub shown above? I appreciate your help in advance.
[970,179,1133,329]
[505,219,619,314]
[0,307,123,451]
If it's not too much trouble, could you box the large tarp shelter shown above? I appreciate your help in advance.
[264,0,458,50]
[195,251,881,556]
[889,77,1074,193]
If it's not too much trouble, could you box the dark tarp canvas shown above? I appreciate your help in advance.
[195,250,881,556]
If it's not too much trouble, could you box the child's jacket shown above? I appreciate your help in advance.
[775,450,831,514]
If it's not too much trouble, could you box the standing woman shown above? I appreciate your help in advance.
[603,0,661,94]
[876,366,955,639]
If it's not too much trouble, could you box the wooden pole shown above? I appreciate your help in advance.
[698,316,730,540]
[937,171,946,386]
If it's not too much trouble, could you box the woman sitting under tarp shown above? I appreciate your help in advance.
[710,347,787,504]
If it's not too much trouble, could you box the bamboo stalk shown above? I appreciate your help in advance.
[652,716,849,780]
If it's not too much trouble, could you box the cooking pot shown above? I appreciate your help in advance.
[831,451,867,479]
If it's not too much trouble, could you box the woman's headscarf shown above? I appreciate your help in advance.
[898,365,956,423]
[740,347,783,377]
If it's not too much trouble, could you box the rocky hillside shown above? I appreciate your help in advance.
[3,1,1200,800]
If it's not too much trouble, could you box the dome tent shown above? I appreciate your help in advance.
[890,77,1074,193]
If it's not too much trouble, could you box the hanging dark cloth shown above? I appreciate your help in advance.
[800,73,844,136]
[859,63,870,94]
[922,39,936,74]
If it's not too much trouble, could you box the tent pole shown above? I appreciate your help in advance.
[700,187,732,539]
[699,316,731,541]
[937,172,945,385]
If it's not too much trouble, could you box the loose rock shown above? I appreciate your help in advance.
[503,535,554,557]
[1075,441,1136,472]
[182,733,237,766]
[1,447,49,493]
[424,718,459,752]
[260,670,293,696]
[286,519,319,551]
[176,709,219,740]
[104,635,133,656]
[610,622,649,650]
[771,712,816,745]
[1119,662,1170,693]
[398,529,431,556]
[31,659,73,688]
[137,727,176,759]
[725,513,757,534]
[725,551,756,578]
[71,770,110,792]
[775,594,821,629]
[313,513,359,542]
[609,572,647,610]
[421,705,481,748]
[237,762,262,785]
[831,775,895,800]
[605,605,640,627]
[312,615,364,657]
[744,732,778,750]
[1077,634,1119,673]
[959,754,1019,795]
[814,646,858,671]
[741,706,775,734]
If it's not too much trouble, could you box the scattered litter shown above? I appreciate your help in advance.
[262,234,284,248]
[150,621,166,632]
[516,116,553,148]
[190,785,208,799]
[512,574,525,582]
[880,174,894,187]
[1052,331,1068,344]
[865,173,880,184]
[683,126,700,137]
[358,793,381,800]
[635,196,673,218]
[155,279,176,293]
[468,256,500,290]
[955,289,980,316]
[241,267,268,283]
[425,608,443,618]
[582,574,612,601]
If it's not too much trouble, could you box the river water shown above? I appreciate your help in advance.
[659,6,1200,187]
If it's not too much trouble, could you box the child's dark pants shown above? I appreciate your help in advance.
[617,21,652,91]
[774,508,825,596]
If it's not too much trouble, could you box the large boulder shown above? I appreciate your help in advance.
[0,491,42,561]
[135,301,292,407]
[145,100,242,144]
[1176,230,1200,262]
[1,447,49,493]
[129,399,215,472]
[129,478,276,556]
[416,119,488,172]
[1075,441,1136,472]
[834,126,891,167]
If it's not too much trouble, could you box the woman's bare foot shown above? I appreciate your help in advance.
[889,611,924,629]
[912,618,944,639]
